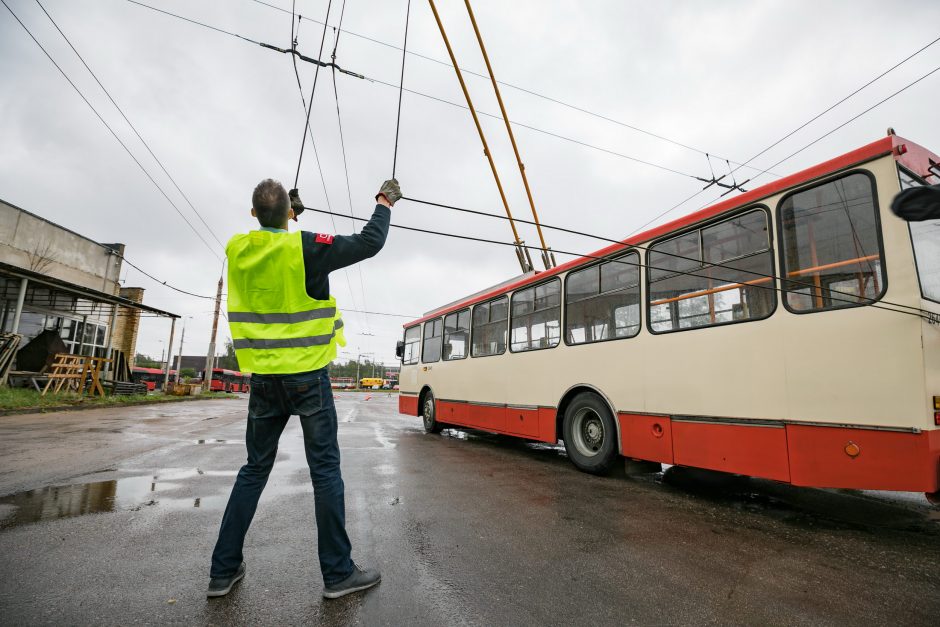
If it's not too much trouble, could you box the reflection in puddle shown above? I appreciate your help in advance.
[194,439,234,444]
[0,468,235,529]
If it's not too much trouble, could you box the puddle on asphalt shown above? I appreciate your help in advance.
[0,468,236,530]
[194,439,234,444]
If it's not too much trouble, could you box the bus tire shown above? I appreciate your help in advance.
[562,392,618,475]
[422,390,443,434]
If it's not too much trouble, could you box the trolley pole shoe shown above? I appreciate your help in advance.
[206,562,246,598]
[322,564,381,599]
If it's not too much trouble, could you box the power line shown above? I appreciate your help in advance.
[117,254,218,300]
[125,0,708,182]
[35,0,227,252]
[2,0,224,263]
[329,0,374,336]
[246,0,772,175]
[302,204,932,322]
[401,195,929,317]
[635,34,940,233]
[126,0,260,44]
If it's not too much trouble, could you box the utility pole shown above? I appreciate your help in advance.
[355,354,361,389]
[174,317,188,383]
[203,275,223,391]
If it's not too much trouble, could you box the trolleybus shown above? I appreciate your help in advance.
[203,368,250,392]
[397,133,940,501]
[131,367,174,391]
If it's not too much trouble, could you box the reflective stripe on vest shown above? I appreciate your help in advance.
[226,230,346,375]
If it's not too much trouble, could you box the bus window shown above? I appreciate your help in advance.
[649,208,775,332]
[443,309,470,360]
[511,278,561,352]
[472,296,508,357]
[899,167,940,303]
[566,252,640,345]
[403,326,421,365]
[422,318,443,363]
[779,173,884,312]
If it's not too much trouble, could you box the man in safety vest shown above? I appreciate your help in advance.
[207,177,401,599]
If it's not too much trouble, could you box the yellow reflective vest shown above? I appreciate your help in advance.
[226,230,346,374]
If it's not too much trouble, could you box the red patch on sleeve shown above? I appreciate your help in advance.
[315,233,334,245]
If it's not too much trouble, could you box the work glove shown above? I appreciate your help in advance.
[289,188,305,221]
[375,178,402,205]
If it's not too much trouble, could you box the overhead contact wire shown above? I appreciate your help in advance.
[303,205,931,321]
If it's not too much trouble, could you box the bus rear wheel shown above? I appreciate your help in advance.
[563,393,618,475]
[422,390,443,434]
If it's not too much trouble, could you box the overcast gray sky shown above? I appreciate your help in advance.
[2,0,939,367]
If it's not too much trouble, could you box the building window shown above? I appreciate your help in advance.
[566,252,641,344]
[779,173,885,312]
[422,318,442,363]
[511,278,561,352]
[472,296,508,357]
[402,325,421,365]
[443,309,470,360]
[900,167,940,303]
[649,208,776,332]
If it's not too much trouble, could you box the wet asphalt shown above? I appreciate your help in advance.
[0,394,938,626]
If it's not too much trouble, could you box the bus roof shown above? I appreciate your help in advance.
[405,134,938,328]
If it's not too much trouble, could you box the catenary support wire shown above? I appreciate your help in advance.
[3,0,224,262]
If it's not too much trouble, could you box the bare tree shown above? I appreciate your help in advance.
[27,239,57,274]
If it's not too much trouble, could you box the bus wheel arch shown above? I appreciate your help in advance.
[556,386,621,475]
[555,385,620,450]
[418,386,443,433]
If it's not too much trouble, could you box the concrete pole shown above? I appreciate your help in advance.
[175,318,187,383]
[355,354,361,390]
[203,275,224,391]
[162,318,176,392]
[10,277,28,334]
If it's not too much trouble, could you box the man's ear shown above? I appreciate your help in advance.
[288,208,295,221]
[250,207,257,217]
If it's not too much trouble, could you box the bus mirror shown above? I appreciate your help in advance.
[395,341,404,359]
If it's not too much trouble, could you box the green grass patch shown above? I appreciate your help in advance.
[0,387,236,411]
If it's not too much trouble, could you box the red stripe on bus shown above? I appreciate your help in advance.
[672,420,791,482]
[787,425,940,493]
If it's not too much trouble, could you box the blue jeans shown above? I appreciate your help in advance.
[210,368,354,584]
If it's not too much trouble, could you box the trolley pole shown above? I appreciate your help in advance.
[203,275,223,392]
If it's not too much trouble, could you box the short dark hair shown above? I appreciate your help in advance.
[251,179,289,227]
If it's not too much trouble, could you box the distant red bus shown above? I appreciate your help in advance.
[203,368,250,393]
[131,367,176,391]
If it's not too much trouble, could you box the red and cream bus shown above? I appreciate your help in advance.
[397,133,940,501]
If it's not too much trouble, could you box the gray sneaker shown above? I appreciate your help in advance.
[206,562,246,598]
[323,563,381,599]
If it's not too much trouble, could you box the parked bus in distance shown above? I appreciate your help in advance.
[202,368,250,392]
[131,367,175,391]
[359,377,383,389]
[397,133,940,503]
[330,376,355,389]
